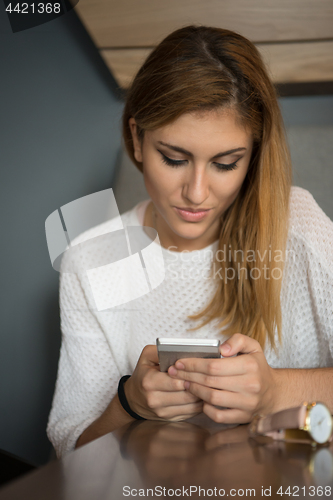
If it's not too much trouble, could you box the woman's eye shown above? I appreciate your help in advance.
[158,150,241,171]
[160,152,186,167]
[214,161,239,171]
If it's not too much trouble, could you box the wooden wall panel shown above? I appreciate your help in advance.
[101,41,333,89]
[100,49,151,89]
[258,41,333,84]
[74,0,333,48]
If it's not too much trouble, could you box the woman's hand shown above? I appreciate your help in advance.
[168,333,278,424]
[124,345,203,421]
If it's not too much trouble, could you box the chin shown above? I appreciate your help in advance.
[174,225,207,240]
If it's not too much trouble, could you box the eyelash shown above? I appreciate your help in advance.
[159,152,240,171]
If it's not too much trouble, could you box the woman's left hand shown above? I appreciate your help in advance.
[168,333,278,424]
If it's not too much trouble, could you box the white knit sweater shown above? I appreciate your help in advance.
[47,187,333,457]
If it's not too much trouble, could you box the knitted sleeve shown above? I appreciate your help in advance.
[46,266,121,458]
[289,187,333,363]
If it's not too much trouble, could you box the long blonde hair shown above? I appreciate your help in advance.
[122,25,292,350]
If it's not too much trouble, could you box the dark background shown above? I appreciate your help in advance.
[0,6,123,465]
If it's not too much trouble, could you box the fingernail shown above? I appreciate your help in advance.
[168,366,177,376]
[184,381,190,390]
[175,361,185,369]
[221,343,231,353]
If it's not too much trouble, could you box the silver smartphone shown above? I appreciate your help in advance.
[156,337,221,372]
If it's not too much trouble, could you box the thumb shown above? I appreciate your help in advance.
[220,333,262,357]
[140,344,159,366]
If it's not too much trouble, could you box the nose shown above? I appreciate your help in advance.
[182,165,210,206]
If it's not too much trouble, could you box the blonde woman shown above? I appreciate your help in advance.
[47,25,333,457]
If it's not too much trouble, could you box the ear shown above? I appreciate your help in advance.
[128,117,143,163]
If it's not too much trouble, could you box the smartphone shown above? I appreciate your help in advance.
[156,337,221,372]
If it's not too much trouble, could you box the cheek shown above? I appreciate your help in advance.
[143,158,179,197]
[142,164,170,201]
[214,169,247,201]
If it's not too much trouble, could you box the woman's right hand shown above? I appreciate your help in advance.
[124,345,203,421]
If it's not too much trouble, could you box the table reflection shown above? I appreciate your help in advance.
[10,418,331,500]
[114,418,333,499]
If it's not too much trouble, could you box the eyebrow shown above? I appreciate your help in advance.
[157,141,247,158]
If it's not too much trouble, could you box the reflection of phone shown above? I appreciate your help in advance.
[156,338,221,372]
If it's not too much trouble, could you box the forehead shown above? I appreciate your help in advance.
[146,108,252,144]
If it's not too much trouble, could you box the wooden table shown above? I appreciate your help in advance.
[0,414,332,499]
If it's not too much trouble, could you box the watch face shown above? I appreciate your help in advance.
[308,403,333,444]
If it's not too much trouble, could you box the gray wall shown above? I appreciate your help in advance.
[281,96,333,221]
[0,8,123,465]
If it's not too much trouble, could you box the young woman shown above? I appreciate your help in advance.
[47,25,333,458]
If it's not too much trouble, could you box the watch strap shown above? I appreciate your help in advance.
[256,404,307,435]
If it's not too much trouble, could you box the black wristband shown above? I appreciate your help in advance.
[117,375,146,421]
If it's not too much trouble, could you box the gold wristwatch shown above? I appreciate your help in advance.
[249,402,333,446]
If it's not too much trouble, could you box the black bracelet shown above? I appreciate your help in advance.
[117,375,146,421]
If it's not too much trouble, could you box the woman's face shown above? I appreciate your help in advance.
[129,108,253,251]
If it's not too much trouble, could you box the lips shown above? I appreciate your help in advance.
[176,207,211,213]
[174,206,211,222]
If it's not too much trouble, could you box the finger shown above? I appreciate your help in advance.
[143,370,188,392]
[139,344,159,366]
[168,369,252,393]
[171,357,228,376]
[169,356,245,377]
[203,403,251,425]
[185,382,256,412]
[219,333,263,357]
[168,368,226,389]
[146,389,201,410]
[155,402,204,421]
